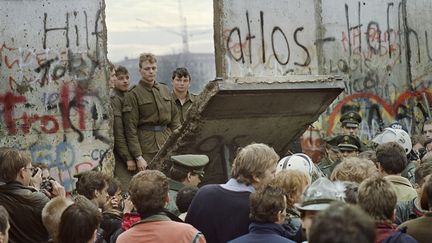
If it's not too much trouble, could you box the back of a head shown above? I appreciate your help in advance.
[231,143,279,185]
[76,171,108,200]
[376,142,407,174]
[249,184,286,223]
[309,202,375,243]
[129,170,168,217]
[373,128,412,155]
[176,186,198,213]
[415,161,432,186]
[358,177,397,222]
[271,170,310,207]
[296,177,346,211]
[330,157,378,184]
[420,175,432,211]
[0,147,31,183]
[58,199,101,243]
[42,197,74,241]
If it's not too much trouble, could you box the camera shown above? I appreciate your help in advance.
[40,177,54,193]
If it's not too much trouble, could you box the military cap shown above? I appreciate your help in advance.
[337,135,361,152]
[171,154,209,176]
[340,111,362,128]
[324,136,340,152]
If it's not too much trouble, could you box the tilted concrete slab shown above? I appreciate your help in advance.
[150,76,344,184]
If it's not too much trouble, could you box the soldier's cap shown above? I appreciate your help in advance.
[340,111,362,128]
[295,177,345,211]
[171,154,209,176]
[324,136,341,152]
[337,135,361,152]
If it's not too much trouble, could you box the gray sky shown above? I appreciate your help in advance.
[105,0,214,62]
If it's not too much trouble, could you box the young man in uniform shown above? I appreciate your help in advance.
[111,66,135,190]
[123,53,181,171]
[166,154,209,215]
[171,67,197,124]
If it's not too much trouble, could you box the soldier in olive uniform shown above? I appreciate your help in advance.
[340,111,367,151]
[123,53,181,171]
[318,136,342,178]
[171,68,197,124]
[338,135,361,159]
[166,154,209,215]
[111,66,136,191]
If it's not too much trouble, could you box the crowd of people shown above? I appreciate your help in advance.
[0,52,432,243]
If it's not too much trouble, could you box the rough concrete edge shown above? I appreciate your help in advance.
[149,80,221,173]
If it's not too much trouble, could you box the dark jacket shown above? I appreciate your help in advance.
[0,181,50,243]
[395,198,425,225]
[228,223,295,243]
[101,209,123,242]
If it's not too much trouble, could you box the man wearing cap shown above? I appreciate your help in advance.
[340,111,366,151]
[337,135,361,159]
[166,154,209,215]
[317,136,342,178]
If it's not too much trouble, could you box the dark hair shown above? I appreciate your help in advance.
[376,142,407,174]
[176,186,198,213]
[129,170,168,217]
[309,202,375,243]
[58,199,102,243]
[249,185,285,223]
[115,65,129,77]
[169,166,189,182]
[171,67,191,81]
[76,171,109,200]
[0,205,9,234]
[342,181,359,204]
[420,175,432,210]
[415,162,432,185]
[0,147,32,183]
[107,178,121,197]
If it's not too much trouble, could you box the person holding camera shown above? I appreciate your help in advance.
[0,147,65,243]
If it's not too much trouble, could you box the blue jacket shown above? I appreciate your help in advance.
[228,223,295,243]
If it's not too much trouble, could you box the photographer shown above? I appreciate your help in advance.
[0,147,65,243]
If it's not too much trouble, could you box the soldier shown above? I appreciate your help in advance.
[337,135,361,159]
[171,68,197,124]
[111,66,136,191]
[340,111,367,151]
[166,154,209,215]
[317,136,342,178]
[423,119,432,140]
[123,53,181,171]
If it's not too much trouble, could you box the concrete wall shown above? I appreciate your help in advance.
[0,0,110,191]
[215,0,432,143]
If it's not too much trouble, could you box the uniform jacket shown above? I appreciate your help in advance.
[123,81,181,158]
[398,212,432,243]
[0,181,50,243]
[172,91,197,123]
[111,89,133,162]
[117,214,205,243]
[166,178,185,216]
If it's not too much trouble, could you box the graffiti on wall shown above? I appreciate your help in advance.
[0,1,111,192]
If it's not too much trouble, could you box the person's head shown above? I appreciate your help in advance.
[58,198,102,243]
[0,147,33,186]
[275,153,314,182]
[330,157,378,184]
[425,138,432,152]
[171,67,191,94]
[340,111,362,136]
[106,178,122,210]
[420,175,432,211]
[169,154,209,187]
[342,181,359,204]
[376,142,407,175]
[271,170,310,208]
[337,135,360,158]
[76,171,109,208]
[412,134,426,155]
[108,61,116,88]
[0,206,9,243]
[138,53,157,84]
[249,184,286,224]
[231,143,279,189]
[33,162,50,180]
[358,176,397,222]
[42,197,74,241]
[113,65,129,92]
[309,202,375,243]
[323,136,341,162]
[414,162,432,197]
[176,186,198,214]
[129,170,168,217]
[423,119,432,140]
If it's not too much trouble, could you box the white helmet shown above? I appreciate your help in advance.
[372,128,412,154]
[276,153,313,177]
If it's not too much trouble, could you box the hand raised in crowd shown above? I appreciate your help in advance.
[136,157,148,171]
[126,160,137,171]
[43,179,66,198]
[30,168,43,190]
[123,195,135,214]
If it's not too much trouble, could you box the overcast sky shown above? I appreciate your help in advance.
[105,0,214,62]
